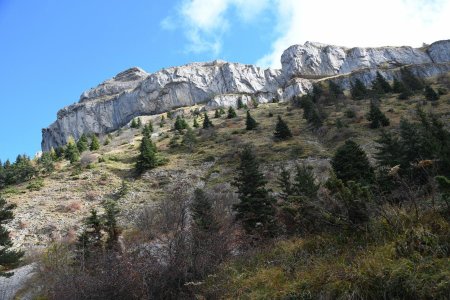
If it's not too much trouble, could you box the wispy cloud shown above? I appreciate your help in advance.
[164,0,450,68]
[162,0,269,55]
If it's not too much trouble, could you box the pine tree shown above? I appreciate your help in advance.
[54,146,65,159]
[274,115,292,140]
[292,165,319,199]
[245,110,257,130]
[160,115,166,127]
[371,71,392,94]
[350,79,369,100]
[214,109,220,118]
[174,115,188,132]
[193,117,199,128]
[76,209,102,262]
[103,200,120,247]
[50,147,57,160]
[227,106,237,118]
[367,101,390,128]
[400,68,424,91]
[329,81,344,98]
[39,151,55,174]
[137,117,142,128]
[325,176,371,226]
[130,118,138,128]
[392,77,404,93]
[375,130,403,168]
[233,145,276,237]
[424,85,439,101]
[219,107,226,115]
[0,196,24,277]
[311,83,324,102]
[77,134,89,153]
[399,118,426,168]
[237,98,244,109]
[181,127,197,152]
[277,166,292,201]
[148,121,153,132]
[202,113,213,129]
[143,124,152,138]
[331,140,374,185]
[299,95,323,128]
[90,135,100,151]
[65,136,80,163]
[191,188,218,232]
[136,134,158,173]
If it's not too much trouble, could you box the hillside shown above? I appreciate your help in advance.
[1,35,450,298]
[1,70,449,298]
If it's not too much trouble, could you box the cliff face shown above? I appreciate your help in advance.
[281,40,450,79]
[42,61,283,150]
[42,40,450,150]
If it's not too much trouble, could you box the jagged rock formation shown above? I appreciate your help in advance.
[42,61,283,150]
[281,40,450,78]
[42,40,450,150]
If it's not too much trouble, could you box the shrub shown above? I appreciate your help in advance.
[26,179,44,191]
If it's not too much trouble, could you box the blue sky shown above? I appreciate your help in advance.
[0,0,449,162]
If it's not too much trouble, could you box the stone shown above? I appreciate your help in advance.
[280,41,441,78]
[42,40,450,150]
[42,61,283,150]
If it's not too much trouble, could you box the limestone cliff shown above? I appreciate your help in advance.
[42,61,283,150]
[42,40,449,150]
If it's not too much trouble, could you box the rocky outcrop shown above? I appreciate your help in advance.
[321,62,450,90]
[42,40,450,150]
[280,41,448,79]
[42,61,283,150]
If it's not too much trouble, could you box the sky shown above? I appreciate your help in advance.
[0,0,449,162]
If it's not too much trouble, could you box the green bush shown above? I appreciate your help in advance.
[27,178,45,191]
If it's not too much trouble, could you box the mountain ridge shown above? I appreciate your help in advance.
[42,39,450,151]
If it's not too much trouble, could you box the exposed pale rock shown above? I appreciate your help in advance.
[42,40,450,150]
[281,41,436,78]
[427,40,450,63]
[42,61,283,150]
[323,62,450,90]
[206,94,253,108]
[283,78,313,100]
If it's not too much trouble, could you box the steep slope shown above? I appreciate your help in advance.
[42,40,450,150]
[42,61,283,151]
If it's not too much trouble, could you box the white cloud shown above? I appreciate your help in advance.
[164,0,450,67]
[257,0,450,68]
[163,0,270,54]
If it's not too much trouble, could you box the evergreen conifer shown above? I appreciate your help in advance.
[367,101,390,128]
[90,135,100,151]
[65,137,80,163]
[237,98,244,109]
[424,85,439,101]
[77,134,89,153]
[245,110,257,130]
[227,106,237,118]
[0,196,24,277]
[331,140,374,185]
[371,71,392,94]
[193,117,199,128]
[202,113,213,129]
[274,116,292,140]
[350,79,369,100]
[233,145,276,237]
[136,134,158,173]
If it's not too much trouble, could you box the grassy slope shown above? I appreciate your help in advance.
[3,76,450,297]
